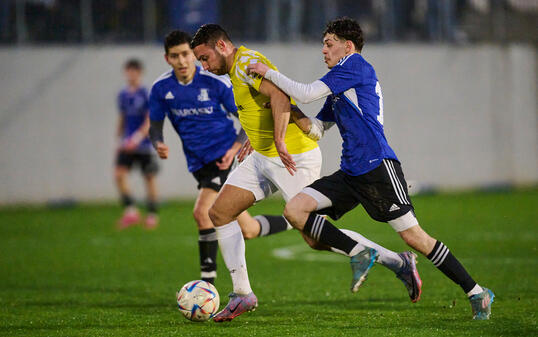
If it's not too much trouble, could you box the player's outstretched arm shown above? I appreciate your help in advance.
[247,63,331,104]
[149,119,168,159]
[258,78,296,175]
[290,105,335,141]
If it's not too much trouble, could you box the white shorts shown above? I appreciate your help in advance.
[225,147,322,202]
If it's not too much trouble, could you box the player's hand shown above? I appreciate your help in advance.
[237,139,254,163]
[275,140,296,175]
[123,138,138,152]
[247,62,270,77]
[156,142,169,159]
[216,145,239,170]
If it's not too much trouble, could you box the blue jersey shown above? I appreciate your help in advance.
[117,86,152,152]
[318,53,398,176]
[149,66,238,172]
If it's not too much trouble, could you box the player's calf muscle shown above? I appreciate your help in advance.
[399,225,436,255]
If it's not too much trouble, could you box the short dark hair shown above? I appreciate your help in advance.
[190,24,232,49]
[124,58,143,70]
[323,17,364,52]
[164,30,192,54]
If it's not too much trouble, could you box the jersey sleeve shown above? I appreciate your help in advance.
[148,85,166,121]
[316,97,335,122]
[219,81,238,114]
[319,58,362,95]
[235,54,269,91]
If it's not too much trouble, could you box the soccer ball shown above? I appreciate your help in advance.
[176,280,220,322]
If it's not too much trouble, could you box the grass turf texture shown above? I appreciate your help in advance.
[0,189,537,336]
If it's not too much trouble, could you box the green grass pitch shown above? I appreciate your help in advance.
[0,189,537,336]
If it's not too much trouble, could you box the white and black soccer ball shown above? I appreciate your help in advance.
[176,280,220,322]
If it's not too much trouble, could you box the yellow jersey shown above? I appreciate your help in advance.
[228,46,318,157]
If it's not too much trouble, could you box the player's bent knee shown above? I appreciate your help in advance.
[208,204,232,227]
[192,207,208,226]
[283,202,301,229]
[207,206,220,226]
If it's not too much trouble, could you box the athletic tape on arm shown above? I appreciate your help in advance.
[306,118,335,141]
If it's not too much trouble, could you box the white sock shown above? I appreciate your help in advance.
[330,229,404,273]
[467,284,484,297]
[215,221,252,295]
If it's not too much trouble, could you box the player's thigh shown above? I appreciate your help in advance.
[265,147,322,202]
[302,170,360,221]
[224,152,277,202]
[210,184,256,226]
[115,152,133,177]
[354,159,416,231]
[114,165,130,179]
[139,154,159,177]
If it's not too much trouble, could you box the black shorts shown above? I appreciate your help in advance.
[116,151,159,175]
[192,158,231,192]
[308,159,414,222]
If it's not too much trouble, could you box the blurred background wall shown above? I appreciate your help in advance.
[0,0,536,204]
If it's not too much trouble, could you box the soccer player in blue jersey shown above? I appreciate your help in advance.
[148,30,290,284]
[247,17,494,320]
[115,59,159,230]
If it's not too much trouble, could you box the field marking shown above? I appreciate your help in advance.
[272,244,538,265]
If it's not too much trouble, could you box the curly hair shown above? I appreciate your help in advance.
[164,30,192,54]
[190,24,232,49]
[323,17,364,52]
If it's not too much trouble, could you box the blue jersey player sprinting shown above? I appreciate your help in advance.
[115,58,159,230]
[247,17,494,320]
[148,31,291,285]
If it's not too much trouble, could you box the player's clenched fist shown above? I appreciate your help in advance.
[156,142,169,159]
[246,62,270,77]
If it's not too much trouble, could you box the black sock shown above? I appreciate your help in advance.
[147,200,157,214]
[121,194,134,207]
[199,228,218,284]
[255,215,289,237]
[427,240,477,293]
[303,213,358,255]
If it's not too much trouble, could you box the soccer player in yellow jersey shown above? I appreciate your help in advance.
[191,24,411,322]
[192,24,323,321]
